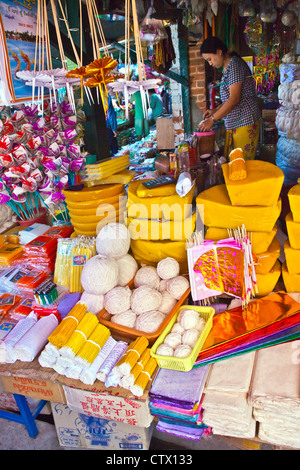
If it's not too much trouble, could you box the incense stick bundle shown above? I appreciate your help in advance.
[119,348,151,389]
[14,314,59,362]
[0,313,38,363]
[111,338,139,377]
[118,336,149,376]
[69,239,96,293]
[47,302,87,349]
[80,336,116,385]
[65,364,83,380]
[38,349,57,368]
[75,323,110,368]
[54,239,74,287]
[59,312,99,359]
[44,342,60,359]
[96,341,128,382]
[130,356,157,397]
[228,148,247,181]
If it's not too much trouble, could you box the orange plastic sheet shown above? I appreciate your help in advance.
[196,291,300,362]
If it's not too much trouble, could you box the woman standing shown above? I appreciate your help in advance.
[198,36,261,160]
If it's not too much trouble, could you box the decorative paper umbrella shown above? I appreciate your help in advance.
[107,0,161,119]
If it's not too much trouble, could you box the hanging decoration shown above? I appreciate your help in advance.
[244,15,281,94]
[260,0,277,23]
[239,0,255,17]
[16,0,121,113]
[16,0,79,113]
[108,0,161,120]
[69,0,122,112]
[281,8,297,27]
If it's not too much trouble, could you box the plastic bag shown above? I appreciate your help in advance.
[140,5,168,44]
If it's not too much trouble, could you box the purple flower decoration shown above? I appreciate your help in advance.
[51,191,66,205]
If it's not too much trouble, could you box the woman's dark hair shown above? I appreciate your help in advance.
[200,36,228,56]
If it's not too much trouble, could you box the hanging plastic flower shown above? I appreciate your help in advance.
[66,66,94,105]
[85,70,118,111]
[86,57,118,74]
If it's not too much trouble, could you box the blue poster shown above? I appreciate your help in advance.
[0,0,45,102]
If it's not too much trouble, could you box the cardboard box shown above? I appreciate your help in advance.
[51,402,154,450]
[63,385,153,428]
[1,376,65,403]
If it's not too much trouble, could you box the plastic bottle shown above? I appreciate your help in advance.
[177,138,190,172]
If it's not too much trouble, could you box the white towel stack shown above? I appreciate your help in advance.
[249,340,300,449]
[202,352,257,439]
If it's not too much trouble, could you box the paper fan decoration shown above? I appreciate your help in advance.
[66,66,94,105]
[187,225,257,307]
[86,57,118,74]
[106,0,162,119]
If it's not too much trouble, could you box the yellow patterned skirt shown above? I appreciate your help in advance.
[224,121,260,160]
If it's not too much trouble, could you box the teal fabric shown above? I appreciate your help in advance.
[130,91,144,120]
[150,93,164,120]
[130,91,149,137]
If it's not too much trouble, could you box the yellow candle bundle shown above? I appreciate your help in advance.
[59,312,99,359]
[120,348,151,389]
[130,356,157,397]
[118,336,149,376]
[69,238,96,293]
[75,323,110,367]
[54,239,74,287]
[47,302,88,349]
[228,148,247,181]
[112,338,139,377]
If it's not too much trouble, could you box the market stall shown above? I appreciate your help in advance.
[0,0,300,453]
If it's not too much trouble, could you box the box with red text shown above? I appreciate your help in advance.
[51,402,154,450]
[62,385,153,428]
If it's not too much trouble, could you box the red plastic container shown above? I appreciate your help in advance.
[17,208,47,227]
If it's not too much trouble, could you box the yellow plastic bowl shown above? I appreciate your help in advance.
[63,183,124,203]
[65,191,126,210]
[69,202,126,219]
[70,206,127,226]
[73,214,124,236]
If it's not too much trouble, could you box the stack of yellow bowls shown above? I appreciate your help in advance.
[63,183,127,237]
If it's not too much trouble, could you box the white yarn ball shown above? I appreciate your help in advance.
[134,265,160,289]
[167,276,190,300]
[159,290,177,315]
[182,328,200,348]
[174,344,192,358]
[81,255,119,295]
[180,309,199,330]
[80,291,104,314]
[158,279,168,292]
[117,254,138,286]
[104,286,132,314]
[171,322,185,335]
[164,332,182,349]
[131,286,162,314]
[96,223,131,258]
[195,317,206,333]
[111,309,137,328]
[135,310,165,333]
[157,257,180,280]
[156,344,174,356]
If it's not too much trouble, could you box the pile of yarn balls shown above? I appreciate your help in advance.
[155,308,207,358]
[79,223,190,334]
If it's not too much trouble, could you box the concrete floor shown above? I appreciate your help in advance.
[0,411,234,451]
[0,412,274,451]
